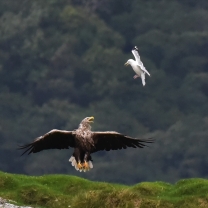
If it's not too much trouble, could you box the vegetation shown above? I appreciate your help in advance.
[0,171,208,208]
[0,0,208,184]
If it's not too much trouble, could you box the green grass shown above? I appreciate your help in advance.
[0,171,208,208]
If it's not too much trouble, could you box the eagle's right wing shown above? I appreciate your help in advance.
[18,130,76,155]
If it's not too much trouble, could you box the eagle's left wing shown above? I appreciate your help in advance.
[91,131,153,153]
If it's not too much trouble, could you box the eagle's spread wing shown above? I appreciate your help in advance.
[132,48,151,76]
[18,130,75,155]
[91,131,153,153]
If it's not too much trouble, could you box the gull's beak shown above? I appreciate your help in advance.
[124,62,129,66]
[88,116,94,123]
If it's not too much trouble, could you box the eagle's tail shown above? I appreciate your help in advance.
[69,156,93,172]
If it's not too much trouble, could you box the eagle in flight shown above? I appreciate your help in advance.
[19,116,153,172]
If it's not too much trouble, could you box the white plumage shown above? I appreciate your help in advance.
[124,46,150,86]
[69,156,93,172]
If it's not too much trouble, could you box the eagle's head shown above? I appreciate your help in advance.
[79,116,94,130]
[82,116,94,123]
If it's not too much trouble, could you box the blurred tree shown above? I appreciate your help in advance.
[0,0,208,184]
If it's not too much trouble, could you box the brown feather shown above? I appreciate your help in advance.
[18,130,75,155]
[91,131,153,153]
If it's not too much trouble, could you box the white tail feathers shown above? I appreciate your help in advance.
[69,156,79,170]
[69,156,93,172]
[88,161,93,168]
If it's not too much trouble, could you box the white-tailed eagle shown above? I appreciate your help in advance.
[19,116,153,172]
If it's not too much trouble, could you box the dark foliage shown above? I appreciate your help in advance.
[0,0,207,184]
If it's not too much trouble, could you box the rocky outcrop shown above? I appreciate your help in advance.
[0,198,33,208]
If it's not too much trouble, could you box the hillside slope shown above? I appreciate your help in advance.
[0,171,208,208]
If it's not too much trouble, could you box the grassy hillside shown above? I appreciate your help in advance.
[0,171,208,208]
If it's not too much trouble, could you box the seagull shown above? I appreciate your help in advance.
[124,46,150,86]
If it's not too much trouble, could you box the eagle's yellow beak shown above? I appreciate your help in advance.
[88,116,94,122]
[124,62,129,66]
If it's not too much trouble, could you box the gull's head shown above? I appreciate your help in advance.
[124,59,135,66]
[124,60,130,66]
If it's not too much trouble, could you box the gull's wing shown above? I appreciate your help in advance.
[18,130,76,155]
[132,48,141,63]
[132,47,151,76]
[91,131,153,153]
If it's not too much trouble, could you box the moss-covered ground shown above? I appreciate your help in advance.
[0,171,208,208]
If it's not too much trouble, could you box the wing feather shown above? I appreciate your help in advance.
[132,49,141,63]
[91,131,153,153]
[18,129,76,155]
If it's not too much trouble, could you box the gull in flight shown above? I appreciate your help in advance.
[124,46,150,86]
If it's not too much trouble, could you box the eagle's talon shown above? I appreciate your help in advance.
[77,162,82,170]
[83,161,90,171]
